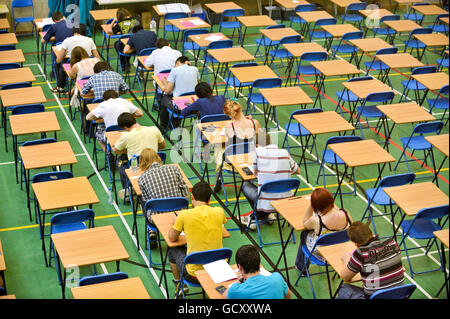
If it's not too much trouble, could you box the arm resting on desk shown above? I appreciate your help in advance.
[56,48,68,64]
[341,254,358,283]
[168,227,181,242]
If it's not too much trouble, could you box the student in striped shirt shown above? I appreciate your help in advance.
[338,221,405,299]
[240,131,300,230]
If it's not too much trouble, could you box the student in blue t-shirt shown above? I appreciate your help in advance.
[181,82,226,119]
[41,11,73,45]
[225,245,292,299]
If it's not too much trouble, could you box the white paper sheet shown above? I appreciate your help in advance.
[205,34,224,42]
[36,18,54,29]
[203,259,237,284]
[157,3,191,14]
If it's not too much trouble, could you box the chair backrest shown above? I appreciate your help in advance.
[252,77,282,89]
[21,137,57,147]
[179,91,196,97]
[347,2,368,11]
[290,108,323,120]
[326,135,363,147]
[437,84,449,96]
[364,91,395,103]
[266,24,286,29]
[208,39,233,49]
[230,62,258,69]
[342,31,364,40]
[411,27,433,35]
[279,34,302,44]
[200,114,230,123]
[369,284,416,299]
[376,47,399,55]
[183,28,209,40]
[144,197,190,214]
[380,14,401,22]
[294,4,316,12]
[411,65,436,75]
[138,47,156,56]
[314,18,337,27]
[415,205,449,222]
[378,172,416,188]
[1,82,31,90]
[31,170,73,184]
[12,0,33,8]
[347,76,373,83]
[0,63,21,70]
[224,142,250,159]
[11,104,45,115]
[184,248,233,266]
[50,209,95,231]
[164,12,188,20]
[157,151,167,163]
[105,124,122,132]
[222,8,245,18]
[412,121,444,135]
[300,51,328,62]
[259,178,300,196]
[314,229,349,248]
[79,272,128,286]
[0,45,16,51]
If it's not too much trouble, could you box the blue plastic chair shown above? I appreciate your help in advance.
[282,108,322,161]
[431,13,449,34]
[116,34,134,80]
[308,18,337,42]
[294,230,349,299]
[0,63,21,70]
[166,91,198,133]
[331,31,363,61]
[369,284,416,299]
[427,84,449,125]
[316,136,362,195]
[289,3,316,33]
[393,121,444,173]
[143,197,190,268]
[133,47,156,99]
[361,173,416,236]
[247,179,300,248]
[100,18,124,62]
[364,47,398,86]
[79,272,128,286]
[247,78,282,118]
[371,15,400,44]
[335,76,372,118]
[403,2,429,23]
[11,0,35,36]
[104,124,123,186]
[400,66,436,103]
[341,2,367,27]
[355,91,395,138]
[223,62,258,98]
[436,47,449,72]
[163,12,188,44]
[49,209,95,279]
[293,51,328,87]
[182,28,209,57]
[403,27,432,63]
[254,24,286,60]
[219,9,245,45]
[0,45,16,51]
[268,35,302,76]
[175,248,233,299]
[399,205,448,278]
[200,39,234,83]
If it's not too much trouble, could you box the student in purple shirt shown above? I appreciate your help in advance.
[180,82,226,119]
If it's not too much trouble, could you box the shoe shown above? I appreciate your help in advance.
[148,230,157,249]
[266,213,276,225]
[118,189,130,203]
[213,182,222,193]
[173,279,189,296]
[51,87,66,94]
[240,215,256,231]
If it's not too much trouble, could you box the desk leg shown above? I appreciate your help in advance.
[275,213,291,285]
[156,232,170,299]
[240,26,248,47]
[435,241,449,298]
[432,152,447,185]
[298,131,310,183]
[333,154,349,208]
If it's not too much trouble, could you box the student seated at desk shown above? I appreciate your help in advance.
[160,56,200,129]
[240,132,300,230]
[224,245,291,299]
[295,188,351,273]
[117,24,157,73]
[138,148,189,246]
[106,8,139,36]
[180,82,226,118]
[168,181,227,292]
[86,89,142,150]
[81,61,129,100]
[54,24,101,94]
[144,38,182,76]
[112,112,166,200]
[41,11,73,45]
[337,221,404,299]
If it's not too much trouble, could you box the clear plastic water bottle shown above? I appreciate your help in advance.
[107,187,114,205]
[131,154,138,173]
[150,18,157,33]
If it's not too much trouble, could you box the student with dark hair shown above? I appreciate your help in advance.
[144,38,182,75]
[42,11,73,45]
[224,245,291,299]
[337,221,404,299]
[86,89,142,148]
[168,181,227,291]
[106,8,139,35]
[180,82,226,118]
[294,188,352,273]
[81,61,129,100]
[122,24,157,57]
[159,55,200,128]
[112,112,166,199]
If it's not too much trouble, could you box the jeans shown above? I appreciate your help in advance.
[336,284,367,299]
[294,230,310,272]
[117,154,129,189]
[167,246,199,284]
[114,40,130,71]
[54,62,67,89]
[241,181,269,219]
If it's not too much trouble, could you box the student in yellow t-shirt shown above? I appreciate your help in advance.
[168,181,227,290]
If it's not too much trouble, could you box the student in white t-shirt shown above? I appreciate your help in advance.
[86,89,143,150]
[144,38,182,76]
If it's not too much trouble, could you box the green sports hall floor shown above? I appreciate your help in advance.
[0,8,448,300]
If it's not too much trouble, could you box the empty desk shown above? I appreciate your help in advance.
[71,277,151,299]
[425,134,449,185]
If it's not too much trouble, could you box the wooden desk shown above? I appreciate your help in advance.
[384,19,422,33]
[260,86,313,128]
[359,8,393,20]
[350,37,394,68]
[317,241,361,298]
[0,33,18,45]
[321,24,360,50]
[384,182,448,238]
[0,18,10,30]
[310,59,361,108]
[0,49,25,64]
[197,120,231,145]
[229,65,278,86]
[0,85,46,108]
[237,15,277,46]
[293,111,355,181]
[71,277,150,299]
[260,27,301,42]
[434,228,449,298]
[204,2,243,14]
[342,78,394,100]
[52,225,129,298]
[440,17,449,24]
[168,17,210,31]
[412,4,448,23]
[0,67,35,87]
[275,0,310,10]
[296,10,334,23]
[425,134,449,185]
[188,32,229,63]
[195,264,239,299]
[411,72,449,105]
[0,240,6,294]
[413,33,449,61]
[89,9,118,21]
[152,212,231,298]
[329,139,396,207]
[375,52,424,84]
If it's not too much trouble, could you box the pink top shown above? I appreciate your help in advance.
[73,57,99,82]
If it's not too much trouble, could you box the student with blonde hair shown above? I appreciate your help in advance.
[138,148,189,247]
